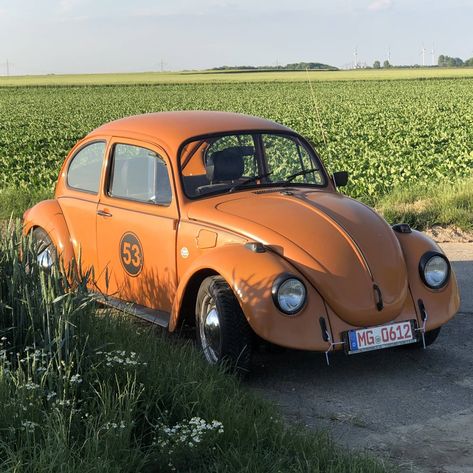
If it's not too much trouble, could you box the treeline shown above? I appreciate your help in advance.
[438,55,473,67]
[211,62,338,71]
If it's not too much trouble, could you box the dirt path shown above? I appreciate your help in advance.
[249,243,473,473]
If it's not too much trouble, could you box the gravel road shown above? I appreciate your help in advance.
[249,243,473,473]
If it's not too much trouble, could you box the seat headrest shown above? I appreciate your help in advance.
[206,146,253,182]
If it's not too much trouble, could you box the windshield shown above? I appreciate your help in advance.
[180,132,326,198]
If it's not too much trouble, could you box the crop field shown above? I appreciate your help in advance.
[0,73,472,207]
[1,67,473,86]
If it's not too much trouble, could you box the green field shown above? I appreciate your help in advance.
[0,69,472,226]
[1,67,473,86]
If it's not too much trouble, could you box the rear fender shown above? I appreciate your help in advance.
[171,244,330,351]
[23,200,75,269]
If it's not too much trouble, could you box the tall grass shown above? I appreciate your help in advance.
[0,223,392,472]
[0,187,53,220]
[377,177,473,231]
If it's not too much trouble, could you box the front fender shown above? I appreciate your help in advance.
[23,200,75,269]
[395,230,460,330]
[171,244,330,351]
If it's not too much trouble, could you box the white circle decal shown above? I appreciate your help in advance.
[180,247,189,259]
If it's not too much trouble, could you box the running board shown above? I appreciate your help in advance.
[95,294,170,328]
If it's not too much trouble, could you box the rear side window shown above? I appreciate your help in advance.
[109,144,172,205]
[67,142,106,193]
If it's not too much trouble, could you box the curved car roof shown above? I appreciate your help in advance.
[88,111,293,157]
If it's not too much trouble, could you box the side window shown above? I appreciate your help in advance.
[109,144,172,205]
[67,142,105,193]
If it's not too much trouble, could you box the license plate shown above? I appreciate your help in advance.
[346,320,417,354]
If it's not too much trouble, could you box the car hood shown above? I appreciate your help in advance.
[187,189,408,326]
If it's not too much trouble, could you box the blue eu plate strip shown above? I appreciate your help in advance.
[348,331,358,351]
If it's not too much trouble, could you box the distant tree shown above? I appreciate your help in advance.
[373,60,381,69]
[383,60,391,68]
[465,57,473,67]
[210,61,338,71]
[286,62,337,71]
[452,57,464,67]
[438,55,464,67]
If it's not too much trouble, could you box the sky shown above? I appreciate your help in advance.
[0,0,472,75]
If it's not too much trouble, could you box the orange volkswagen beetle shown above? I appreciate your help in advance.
[23,112,460,371]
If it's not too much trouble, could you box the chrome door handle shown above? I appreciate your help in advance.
[97,210,112,218]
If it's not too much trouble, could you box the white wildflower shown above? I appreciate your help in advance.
[55,399,71,407]
[21,420,39,433]
[24,382,40,391]
[70,374,82,384]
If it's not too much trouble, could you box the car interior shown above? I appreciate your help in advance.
[181,137,260,196]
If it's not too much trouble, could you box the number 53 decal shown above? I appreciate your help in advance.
[119,232,144,277]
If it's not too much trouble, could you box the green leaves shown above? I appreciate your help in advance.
[0,78,472,207]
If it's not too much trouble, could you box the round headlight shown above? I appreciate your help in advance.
[420,252,450,289]
[272,276,306,315]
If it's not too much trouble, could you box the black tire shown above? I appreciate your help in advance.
[196,276,253,374]
[31,228,57,269]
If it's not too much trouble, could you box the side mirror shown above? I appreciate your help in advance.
[333,171,348,187]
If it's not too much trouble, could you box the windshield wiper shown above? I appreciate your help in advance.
[229,171,273,192]
[284,168,318,183]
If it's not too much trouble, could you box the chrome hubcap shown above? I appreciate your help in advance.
[37,248,53,269]
[199,297,222,364]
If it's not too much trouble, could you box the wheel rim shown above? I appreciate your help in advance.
[37,247,54,269]
[199,295,222,364]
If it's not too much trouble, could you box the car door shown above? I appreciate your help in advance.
[95,138,179,313]
[58,139,107,274]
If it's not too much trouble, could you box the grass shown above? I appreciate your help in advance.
[5,174,473,235]
[376,177,473,231]
[0,187,53,220]
[0,223,392,472]
[1,67,473,87]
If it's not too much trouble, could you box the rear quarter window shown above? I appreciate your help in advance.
[67,141,106,193]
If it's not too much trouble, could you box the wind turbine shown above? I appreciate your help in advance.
[1,59,13,76]
[431,45,435,66]
[353,47,358,69]
[421,46,427,67]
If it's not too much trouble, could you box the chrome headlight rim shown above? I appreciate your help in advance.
[419,251,450,290]
[271,273,307,316]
